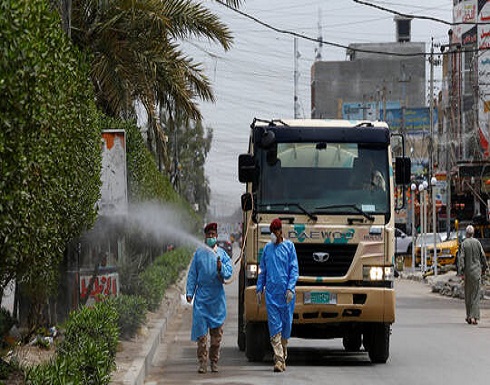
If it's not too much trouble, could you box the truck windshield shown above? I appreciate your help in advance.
[257,142,390,216]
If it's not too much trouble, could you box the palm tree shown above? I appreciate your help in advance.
[58,0,243,173]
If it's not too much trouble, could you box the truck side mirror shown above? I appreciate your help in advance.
[238,154,257,183]
[395,157,411,185]
[241,192,253,212]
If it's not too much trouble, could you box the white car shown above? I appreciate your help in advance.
[395,228,413,255]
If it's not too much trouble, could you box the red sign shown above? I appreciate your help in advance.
[80,272,119,301]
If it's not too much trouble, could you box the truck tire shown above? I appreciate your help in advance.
[237,268,246,351]
[245,322,268,362]
[367,323,390,363]
[343,332,362,352]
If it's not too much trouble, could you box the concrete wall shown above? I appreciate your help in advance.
[311,42,426,119]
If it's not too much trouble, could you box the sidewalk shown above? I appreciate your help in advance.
[399,268,490,299]
[110,271,187,385]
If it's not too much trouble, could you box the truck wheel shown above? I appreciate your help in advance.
[237,268,246,351]
[367,323,390,363]
[343,332,362,352]
[245,322,268,362]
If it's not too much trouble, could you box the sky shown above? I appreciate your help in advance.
[187,0,453,218]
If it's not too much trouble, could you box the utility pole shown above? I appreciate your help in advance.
[429,38,435,186]
[294,37,300,118]
[399,63,411,135]
[315,9,323,62]
[429,38,438,275]
[440,30,461,235]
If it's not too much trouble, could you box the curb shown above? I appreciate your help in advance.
[110,271,186,385]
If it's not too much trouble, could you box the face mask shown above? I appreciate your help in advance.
[205,237,217,247]
[270,233,277,244]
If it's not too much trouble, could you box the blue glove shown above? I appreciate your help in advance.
[285,289,294,304]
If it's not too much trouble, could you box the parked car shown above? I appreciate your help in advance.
[217,239,233,257]
[414,232,458,267]
[395,228,413,255]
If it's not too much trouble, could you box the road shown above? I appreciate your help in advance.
[145,263,490,384]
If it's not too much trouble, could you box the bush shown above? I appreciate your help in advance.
[25,246,192,383]
[110,295,147,339]
[26,300,119,385]
[133,248,192,311]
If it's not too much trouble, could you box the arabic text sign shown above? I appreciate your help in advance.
[382,107,437,132]
[80,272,119,301]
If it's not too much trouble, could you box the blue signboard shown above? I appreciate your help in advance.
[342,101,400,120]
[381,107,437,132]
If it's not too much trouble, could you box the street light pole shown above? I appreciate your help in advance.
[411,183,417,271]
[431,177,438,276]
[419,183,426,272]
[423,180,429,272]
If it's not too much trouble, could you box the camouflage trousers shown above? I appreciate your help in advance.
[197,325,223,364]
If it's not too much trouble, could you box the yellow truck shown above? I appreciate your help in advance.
[237,118,410,364]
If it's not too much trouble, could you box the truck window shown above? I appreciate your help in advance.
[257,142,390,216]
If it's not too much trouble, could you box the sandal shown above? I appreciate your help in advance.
[471,319,478,325]
[466,318,472,324]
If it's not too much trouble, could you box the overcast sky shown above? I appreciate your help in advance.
[187,0,453,218]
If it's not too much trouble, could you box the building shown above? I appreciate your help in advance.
[437,0,490,227]
[311,17,426,124]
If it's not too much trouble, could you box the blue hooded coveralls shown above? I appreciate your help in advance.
[256,239,299,338]
[186,246,233,341]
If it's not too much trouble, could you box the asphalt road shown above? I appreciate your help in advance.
[144,263,490,385]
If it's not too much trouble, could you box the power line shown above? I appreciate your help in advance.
[353,0,490,26]
[215,0,489,58]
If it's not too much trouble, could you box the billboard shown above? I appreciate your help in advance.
[381,107,437,133]
[99,130,128,216]
[342,101,400,120]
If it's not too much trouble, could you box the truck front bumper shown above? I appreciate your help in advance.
[246,285,395,324]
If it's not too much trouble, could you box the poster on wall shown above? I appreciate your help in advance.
[479,1,490,156]
[80,272,120,305]
[99,130,128,216]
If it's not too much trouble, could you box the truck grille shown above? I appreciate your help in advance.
[295,243,357,277]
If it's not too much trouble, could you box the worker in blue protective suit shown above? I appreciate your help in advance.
[186,222,233,374]
[256,218,299,372]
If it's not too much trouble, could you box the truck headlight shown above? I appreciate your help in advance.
[363,266,394,281]
[246,263,258,279]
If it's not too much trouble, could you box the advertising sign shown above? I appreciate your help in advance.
[99,130,128,216]
[342,101,400,120]
[80,272,120,304]
[382,107,437,133]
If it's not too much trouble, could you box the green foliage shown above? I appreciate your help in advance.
[124,247,192,312]
[0,358,17,381]
[26,300,119,385]
[110,295,147,340]
[0,0,102,317]
[136,266,168,312]
[165,116,213,218]
[125,121,181,204]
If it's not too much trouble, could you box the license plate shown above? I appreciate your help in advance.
[304,291,337,305]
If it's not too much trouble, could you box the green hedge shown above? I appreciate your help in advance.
[25,300,119,385]
[111,295,148,339]
[24,247,192,383]
[133,247,192,311]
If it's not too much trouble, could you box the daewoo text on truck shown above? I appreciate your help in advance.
[237,118,410,364]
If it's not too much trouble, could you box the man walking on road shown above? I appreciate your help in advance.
[186,222,233,373]
[458,225,488,325]
[256,218,299,372]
